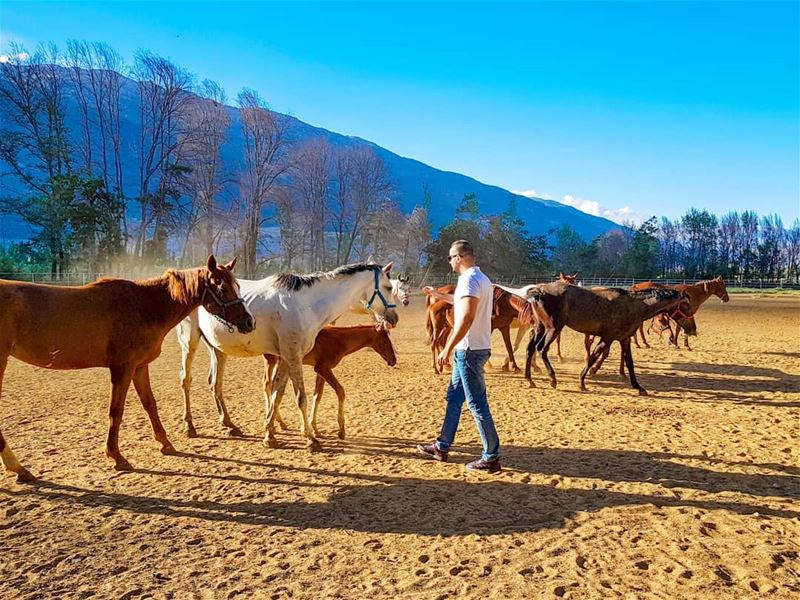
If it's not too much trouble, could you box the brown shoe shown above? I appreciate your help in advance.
[416,443,448,462]
[466,458,501,473]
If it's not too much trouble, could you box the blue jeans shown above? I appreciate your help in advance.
[436,349,500,461]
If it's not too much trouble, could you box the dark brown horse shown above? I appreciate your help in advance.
[0,256,253,481]
[631,276,729,350]
[500,282,695,395]
[265,324,397,440]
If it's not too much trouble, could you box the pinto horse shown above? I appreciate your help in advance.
[630,276,729,350]
[498,282,695,395]
[264,324,397,440]
[176,263,399,450]
[0,256,252,481]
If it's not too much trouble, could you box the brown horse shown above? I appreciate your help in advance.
[500,282,695,395]
[631,276,729,350]
[424,285,521,374]
[0,256,253,481]
[264,325,397,440]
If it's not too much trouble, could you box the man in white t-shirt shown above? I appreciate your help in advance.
[417,240,501,473]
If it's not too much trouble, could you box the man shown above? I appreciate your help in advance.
[417,240,501,473]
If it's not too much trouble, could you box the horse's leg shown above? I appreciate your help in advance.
[580,340,608,392]
[632,328,641,349]
[556,333,564,362]
[621,338,647,396]
[308,373,326,439]
[178,320,200,438]
[318,367,347,440]
[205,342,242,436]
[264,362,290,448]
[524,328,544,387]
[104,364,135,471]
[0,353,35,482]
[589,339,612,375]
[681,325,692,351]
[132,364,176,455]
[500,325,520,373]
[286,358,321,451]
[538,327,560,389]
[618,342,626,376]
[263,356,288,431]
[639,322,651,348]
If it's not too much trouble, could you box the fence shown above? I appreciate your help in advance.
[2,272,798,291]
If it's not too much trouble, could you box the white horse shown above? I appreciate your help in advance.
[176,262,399,450]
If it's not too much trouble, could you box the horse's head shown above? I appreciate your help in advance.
[558,272,578,285]
[670,291,697,336]
[392,274,412,306]
[363,262,399,326]
[201,255,255,334]
[707,276,730,302]
[372,323,397,367]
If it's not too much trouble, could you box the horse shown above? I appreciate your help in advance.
[264,324,397,440]
[630,276,729,350]
[330,274,411,325]
[176,262,399,450]
[499,272,579,371]
[583,286,697,377]
[0,255,253,481]
[424,285,521,374]
[498,282,695,395]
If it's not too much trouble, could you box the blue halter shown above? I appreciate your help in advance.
[365,268,397,311]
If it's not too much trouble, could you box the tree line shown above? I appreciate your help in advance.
[1,41,796,283]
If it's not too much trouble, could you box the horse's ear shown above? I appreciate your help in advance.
[382,261,394,275]
[224,256,239,272]
[206,254,218,272]
[572,272,579,279]
[558,272,565,278]
[366,254,375,264]
[703,282,709,292]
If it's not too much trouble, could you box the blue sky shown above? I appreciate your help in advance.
[1,1,798,225]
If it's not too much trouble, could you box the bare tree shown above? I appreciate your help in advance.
[237,88,288,274]
[130,50,194,260]
[177,79,230,263]
[291,137,331,269]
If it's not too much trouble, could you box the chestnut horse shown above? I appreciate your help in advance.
[424,285,520,374]
[498,282,695,395]
[630,276,729,350]
[0,256,253,481]
[265,325,397,440]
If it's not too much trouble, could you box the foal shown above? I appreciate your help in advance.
[265,325,397,440]
[0,256,252,480]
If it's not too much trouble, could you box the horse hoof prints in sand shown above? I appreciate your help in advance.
[0,255,253,481]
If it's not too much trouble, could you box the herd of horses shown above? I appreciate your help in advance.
[0,255,728,482]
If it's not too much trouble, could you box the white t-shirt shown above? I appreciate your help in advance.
[453,266,493,351]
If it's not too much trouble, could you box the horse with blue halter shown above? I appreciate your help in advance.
[176,262,399,450]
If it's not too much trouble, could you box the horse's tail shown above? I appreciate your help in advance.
[509,291,554,331]
[425,305,434,344]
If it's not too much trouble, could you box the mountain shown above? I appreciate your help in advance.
[0,67,619,243]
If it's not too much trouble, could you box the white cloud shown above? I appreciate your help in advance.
[511,189,553,200]
[0,52,29,63]
[559,194,647,225]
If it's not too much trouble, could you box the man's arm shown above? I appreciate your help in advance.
[423,286,454,304]
[441,295,478,356]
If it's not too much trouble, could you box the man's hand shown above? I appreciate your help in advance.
[437,347,450,368]
[423,285,435,296]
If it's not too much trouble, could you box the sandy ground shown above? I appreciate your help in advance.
[0,295,798,599]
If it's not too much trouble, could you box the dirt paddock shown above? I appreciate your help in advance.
[1,295,798,599]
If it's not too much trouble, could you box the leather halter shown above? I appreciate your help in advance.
[202,284,246,333]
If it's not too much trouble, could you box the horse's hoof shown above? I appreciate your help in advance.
[160,444,178,456]
[528,381,536,388]
[513,366,521,374]
[265,437,281,449]
[338,431,345,440]
[533,367,542,373]
[308,439,323,452]
[638,388,649,396]
[579,385,588,392]
[499,365,508,372]
[549,380,557,389]
[227,427,244,437]
[557,357,564,363]
[113,458,134,472]
[184,426,198,438]
[15,468,36,483]
[278,422,290,432]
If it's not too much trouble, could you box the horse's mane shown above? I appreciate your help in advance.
[274,263,379,291]
[628,287,678,301]
[164,268,203,304]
